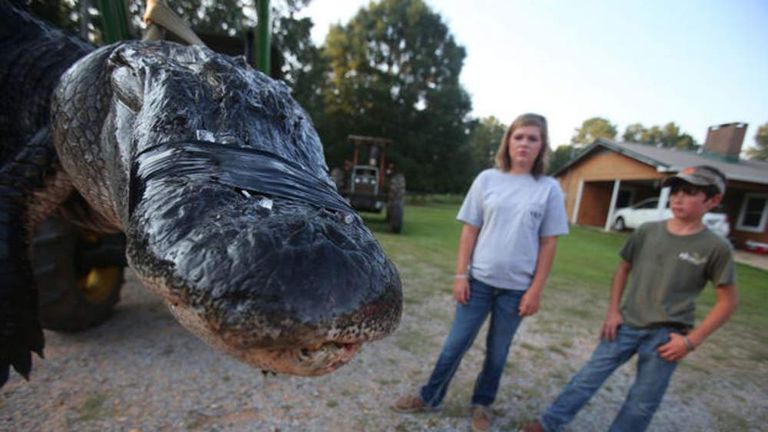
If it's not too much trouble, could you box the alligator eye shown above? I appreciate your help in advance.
[111,66,143,112]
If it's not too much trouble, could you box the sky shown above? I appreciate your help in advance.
[298,0,768,151]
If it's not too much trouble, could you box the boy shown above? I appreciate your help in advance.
[524,165,738,432]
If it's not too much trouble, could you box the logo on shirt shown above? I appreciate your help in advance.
[678,251,706,266]
[529,210,543,219]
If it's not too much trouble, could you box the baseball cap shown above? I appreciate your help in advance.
[662,165,726,195]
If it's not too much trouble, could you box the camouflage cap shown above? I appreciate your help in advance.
[662,165,726,195]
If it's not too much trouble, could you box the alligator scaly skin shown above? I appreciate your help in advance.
[0,0,93,386]
[1,1,402,386]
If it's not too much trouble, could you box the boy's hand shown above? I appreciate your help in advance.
[453,279,470,304]
[600,310,623,341]
[658,333,691,362]
[519,289,541,317]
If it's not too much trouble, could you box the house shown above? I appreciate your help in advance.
[554,123,768,249]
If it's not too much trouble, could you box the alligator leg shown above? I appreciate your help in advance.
[0,128,71,387]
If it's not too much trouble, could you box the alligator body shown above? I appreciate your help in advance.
[0,1,402,386]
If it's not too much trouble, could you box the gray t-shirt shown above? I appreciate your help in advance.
[457,169,569,290]
[619,221,736,328]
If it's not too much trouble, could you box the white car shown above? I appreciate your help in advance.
[612,198,730,238]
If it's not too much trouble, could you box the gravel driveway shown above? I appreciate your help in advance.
[1,268,766,431]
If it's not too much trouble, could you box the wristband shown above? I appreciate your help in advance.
[454,274,468,280]
[683,335,696,352]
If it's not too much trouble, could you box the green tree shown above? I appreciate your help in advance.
[31,1,314,75]
[623,123,646,142]
[641,125,664,146]
[746,122,768,160]
[29,0,83,36]
[660,122,680,147]
[467,116,506,174]
[673,132,697,151]
[621,121,698,150]
[319,0,473,192]
[571,117,617,146]
[548,145,576,175]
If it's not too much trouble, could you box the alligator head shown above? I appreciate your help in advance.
[52,41,402,376]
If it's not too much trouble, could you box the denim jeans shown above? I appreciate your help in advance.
[540,325,680,432]
[419,278,524,408]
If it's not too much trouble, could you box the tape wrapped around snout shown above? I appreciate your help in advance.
[129,140,353,215]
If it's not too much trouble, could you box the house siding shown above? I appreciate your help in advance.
[556,145,768,250]
[558,149,661,225]
[722,181,768,248]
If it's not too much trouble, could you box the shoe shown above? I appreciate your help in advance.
[391,394,429,413]
[471,405,493,432]
[520,420,545,432]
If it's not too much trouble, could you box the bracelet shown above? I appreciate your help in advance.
[683,335,696,352]
[454,274,468,279]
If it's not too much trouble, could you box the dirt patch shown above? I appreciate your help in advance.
[1,269,766,431]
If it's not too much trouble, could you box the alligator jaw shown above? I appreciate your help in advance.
[136,279,390,376]
[126,172,402,376]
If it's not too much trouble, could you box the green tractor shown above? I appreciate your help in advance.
[331,135,406,233]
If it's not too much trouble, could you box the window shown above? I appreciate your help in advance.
[636,199,658,209]
[736,193,768,233]
[617,189,635,208]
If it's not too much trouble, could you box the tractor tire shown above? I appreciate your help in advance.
[613,217,626,231]
[330,168,345,193]
[32,216,125,332]
[387,200,404,234]
[387,173,406,234]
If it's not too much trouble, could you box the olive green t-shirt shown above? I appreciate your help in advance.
[619,221,735,329]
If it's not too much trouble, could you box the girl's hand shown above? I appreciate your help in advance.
[519,289,541,317]
[453,278,470,304]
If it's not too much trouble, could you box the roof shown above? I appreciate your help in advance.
[554,139,768,185]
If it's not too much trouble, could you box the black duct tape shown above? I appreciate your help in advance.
[130,140,353,215]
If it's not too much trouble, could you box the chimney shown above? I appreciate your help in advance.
[703,122,747,162]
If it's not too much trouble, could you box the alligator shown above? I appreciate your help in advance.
[0,0,402,386]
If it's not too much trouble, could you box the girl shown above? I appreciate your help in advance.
[392,113,569,432]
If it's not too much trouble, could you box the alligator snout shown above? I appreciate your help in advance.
[126,164,402,375]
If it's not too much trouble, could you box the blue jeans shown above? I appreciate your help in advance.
[419,278,524,407]
[540,325,680,432]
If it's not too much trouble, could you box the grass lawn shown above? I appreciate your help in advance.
[363,202,768,430]
[367,202,766,332]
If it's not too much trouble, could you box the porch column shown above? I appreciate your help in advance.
[572,180,584,224]
[604,180,621,231]
[657,186,671,219]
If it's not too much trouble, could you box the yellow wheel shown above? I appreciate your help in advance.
[79,267,123,303]
[33,216,125,332]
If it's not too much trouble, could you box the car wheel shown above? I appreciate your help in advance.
[613,217,626,231]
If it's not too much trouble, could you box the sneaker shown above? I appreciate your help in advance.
[520,420,545,432]
[471,405,493,432]
[391,394,429,413]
